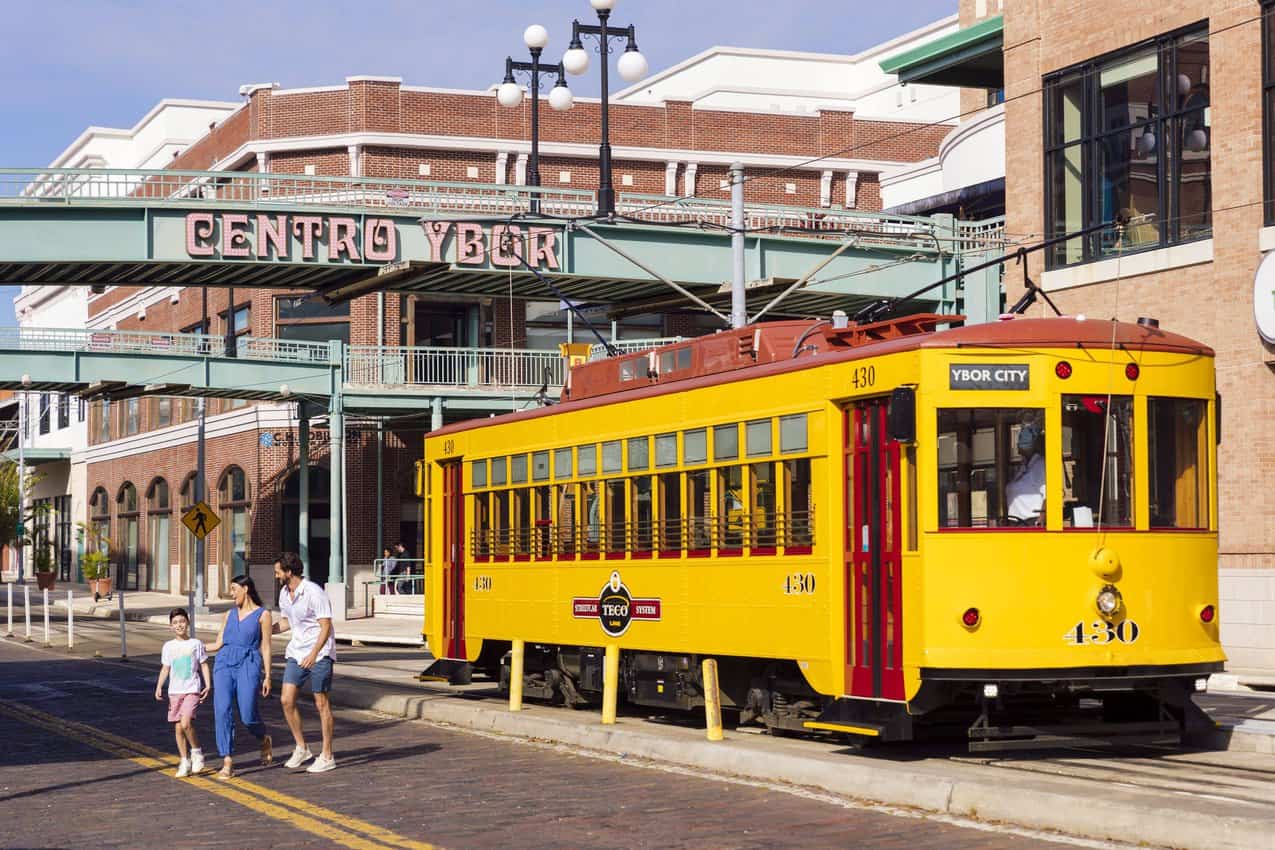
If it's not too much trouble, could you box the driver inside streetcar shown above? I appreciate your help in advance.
[1006,423,1045,524]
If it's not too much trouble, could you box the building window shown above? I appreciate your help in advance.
[218,466,250,591]
[157,397,172,428]
[221,304,251,337]
[126,397,140,435]
[96,400,111,444]
[38,393,50,435]
[57,394,69,430]
[1044,24,1210,267]
[1265,3,1275,222]
[276,295,350,345]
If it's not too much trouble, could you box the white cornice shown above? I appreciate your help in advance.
[212,132,904,175]
[87,287,183,329]
[48,99,241,168]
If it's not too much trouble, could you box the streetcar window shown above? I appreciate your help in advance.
[1148,398,1209,529]
[532,451,550,482]
[688,469,711,551]
[905,446,918,551]
[655,433,678,467]
[658,472,682,551]
[746,419,772,457]
[554,447,572,479]
[556,484,576,555]
[471,460,487,488]
[679,348,692,370]
[534,486,552,556]
[606,479,627,553]
[493,490,510,555]
[473,493,491,557]
[628,437,650,471]
[491,457,507,486]
[783,458,813,548]
[937,408,1044,528]
[632,476,654,552]
[714,423,740,460]
[718,465,745,549]
[578,444,598,476]
[684,429,707,465]
[751,462,777,548]
[513,489,531,555]
[619,359,640,381]
[602,440,623,473]
[1061,395,1133,528]
[581,481,601,551]
[780,414,808,453]
[511,454,528,484]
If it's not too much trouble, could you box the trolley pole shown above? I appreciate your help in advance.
[730,162,747,330]
[118,588,127,661]
[5,583,12,637]
[42,588,50,646]
[23,584,30,641]
[66,590,73,650]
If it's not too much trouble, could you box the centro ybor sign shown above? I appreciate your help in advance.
[183,212,562,270]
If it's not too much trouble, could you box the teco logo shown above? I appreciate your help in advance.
[572,571,661,637]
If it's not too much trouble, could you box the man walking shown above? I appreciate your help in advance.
[273,552,336,773]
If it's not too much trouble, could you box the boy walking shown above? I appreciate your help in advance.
[155,608,211,777]
[273,552,337,773]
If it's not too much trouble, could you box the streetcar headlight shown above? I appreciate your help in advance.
[1194,678,1208,692]
[983,683,999,699]
[1096,584,1123,618]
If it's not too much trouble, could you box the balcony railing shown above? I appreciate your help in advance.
[344,345,564,390]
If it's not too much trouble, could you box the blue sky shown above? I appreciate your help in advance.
[0,0,955,324]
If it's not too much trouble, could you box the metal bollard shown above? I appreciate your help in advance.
[67,590,74,650]
[702,658,724,741]
[118,588,127,661]
[187,590,195,633]
[5,583,12,637]
[23,585,31,642]
[42,588,51,646]
[602,644,619,725]
[509,639,525,712]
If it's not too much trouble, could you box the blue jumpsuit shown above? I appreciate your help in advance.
[213,606,267,758]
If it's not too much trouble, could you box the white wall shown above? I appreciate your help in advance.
[1220,569,1275,676]
[880,104,1005,210]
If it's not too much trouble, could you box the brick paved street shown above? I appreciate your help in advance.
[0,636,1110,850]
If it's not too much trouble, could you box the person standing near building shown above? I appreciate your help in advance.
[154,608,210,778]
[273,552,337,773]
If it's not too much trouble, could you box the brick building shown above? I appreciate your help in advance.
[998,0,1275,672]
[22,23,963,603]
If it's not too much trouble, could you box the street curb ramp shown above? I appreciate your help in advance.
[332,679,1275,850]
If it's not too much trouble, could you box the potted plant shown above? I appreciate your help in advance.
[33,544,55,591]
[82,550,113,601]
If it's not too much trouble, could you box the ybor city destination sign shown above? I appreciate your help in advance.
[182,212,562,270]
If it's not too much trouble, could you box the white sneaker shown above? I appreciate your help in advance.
[284,746,314,769]
[190,751,205,774]
[175,759,190,778]
[306,754,336,773]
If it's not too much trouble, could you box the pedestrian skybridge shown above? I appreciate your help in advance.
[0,167,1006,322]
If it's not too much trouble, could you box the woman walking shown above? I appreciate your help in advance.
[206,574,273,777]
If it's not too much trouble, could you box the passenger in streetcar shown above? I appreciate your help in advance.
[1006,422,1045,524]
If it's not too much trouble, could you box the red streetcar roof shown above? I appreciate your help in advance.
[429,315,1212,438]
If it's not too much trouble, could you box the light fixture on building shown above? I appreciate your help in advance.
[496,23,574,214]
[1136,127,1156,156]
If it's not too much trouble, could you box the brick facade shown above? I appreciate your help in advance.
[1003,1,1275,669]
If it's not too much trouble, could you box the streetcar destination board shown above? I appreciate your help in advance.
[948,363,1030,390]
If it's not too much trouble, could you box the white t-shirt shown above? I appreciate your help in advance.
[161,638,208,695]
[1007,453,1046,521]
[279,579,336,664]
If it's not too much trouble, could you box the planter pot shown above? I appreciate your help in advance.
[89,577,113,601]
[35,571,55,591]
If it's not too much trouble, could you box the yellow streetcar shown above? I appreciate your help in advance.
[420,314,1223,747]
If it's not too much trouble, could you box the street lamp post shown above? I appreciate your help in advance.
[562,0,648,216]
[498,25,575,215]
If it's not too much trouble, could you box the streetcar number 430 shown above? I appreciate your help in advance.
[1063,620,1140,646]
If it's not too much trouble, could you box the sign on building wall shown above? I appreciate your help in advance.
[180,212,563,271]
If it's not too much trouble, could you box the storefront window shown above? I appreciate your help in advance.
[1148,397,1209,528]
[1044,26,1210,267]
[937,408,1046,528]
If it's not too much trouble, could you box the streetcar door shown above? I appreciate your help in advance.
[845,398,904,701]
[439,460,467,660]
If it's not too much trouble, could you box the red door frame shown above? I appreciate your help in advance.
[440,461,467,660]
[845,400,904,701]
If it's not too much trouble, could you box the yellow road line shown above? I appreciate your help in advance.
[0,700,440,850]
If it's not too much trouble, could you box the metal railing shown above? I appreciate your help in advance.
[0,326,334,365]
[587,337,686,360]
[955,216,1008,254]
[1,167,951,250]
[345,345,565,389]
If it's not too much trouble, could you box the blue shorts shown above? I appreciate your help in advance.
[283,657,334,693]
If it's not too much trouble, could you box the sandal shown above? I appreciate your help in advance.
[218,763,234,779]
[261,734,273,766]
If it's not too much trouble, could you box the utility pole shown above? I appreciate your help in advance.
[730,162,747,329]
[194,286,208,612]
[16,389,26,583]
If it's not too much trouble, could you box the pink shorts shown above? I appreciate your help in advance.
[167,693,199,722]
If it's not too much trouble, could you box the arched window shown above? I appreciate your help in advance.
[147,478,171,592]
[218,466,250,592]
[88,486,111,563]
[116,482,139,590]
[89,487,110,520]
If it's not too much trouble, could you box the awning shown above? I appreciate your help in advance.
[880,16,1004,89]
[883,177,1005,218]
[2,448,71,465]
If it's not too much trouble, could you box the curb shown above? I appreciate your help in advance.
[329,679,1275,850]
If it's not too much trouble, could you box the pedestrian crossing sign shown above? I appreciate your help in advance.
[182,501,221,540]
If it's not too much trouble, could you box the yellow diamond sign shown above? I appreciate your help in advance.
[182,501,221,540]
